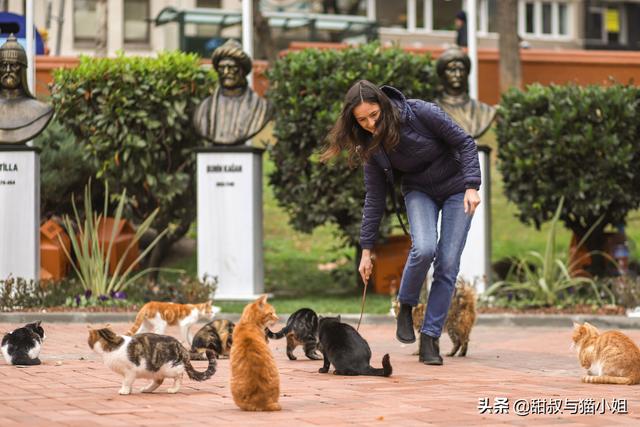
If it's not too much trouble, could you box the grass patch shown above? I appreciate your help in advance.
[215,294,392,315]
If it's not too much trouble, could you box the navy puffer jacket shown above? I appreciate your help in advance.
[359,86,481,250]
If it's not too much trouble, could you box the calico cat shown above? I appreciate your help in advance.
[88,327,216,395]
[230,295,281,411]
[571,322,640,385]
[126,301,219,344]
[392,279,477,357]
[317,316,392,377]
[190,319,235,361]
[266,308,322,360]
[1,321,46,366]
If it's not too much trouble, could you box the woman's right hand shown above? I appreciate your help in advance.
[359,249,374,285]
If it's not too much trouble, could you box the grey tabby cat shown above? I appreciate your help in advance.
[266,308,322,360]
[88,327,216,395]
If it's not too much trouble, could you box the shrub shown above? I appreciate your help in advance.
[0,277,84,311]
[485,199,615,307]
[61,183,168,296]
[50,52,216,270]
[267,43,438,277]
[496,84,640,274]
[33,120,99,219]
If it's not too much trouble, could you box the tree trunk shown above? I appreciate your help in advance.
[253,0,277,63]
[496,0,522,92]
[95,0,108,57]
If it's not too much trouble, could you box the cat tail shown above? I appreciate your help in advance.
[10,354,41,366]
[266,324,291,340]
[582,375,633,385]
[125,310,146,336]
[363,354,393,377]
[185,350,217,381]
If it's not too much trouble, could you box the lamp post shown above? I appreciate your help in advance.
[467,0,478,100]
[242,0,253,87]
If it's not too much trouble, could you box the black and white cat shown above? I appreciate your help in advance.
[317,316,392,377]
[266,307,322,360]
[1,321,46,366]
[88,327,217,395]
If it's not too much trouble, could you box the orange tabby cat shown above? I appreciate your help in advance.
[230,295,281,411]
[572,322,640,385]
[126,301,218,344]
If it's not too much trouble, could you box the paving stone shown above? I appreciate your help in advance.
[1,322,639,425]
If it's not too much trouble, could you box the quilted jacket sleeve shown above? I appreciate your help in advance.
[360,158,388,250]
[416,101,481,190]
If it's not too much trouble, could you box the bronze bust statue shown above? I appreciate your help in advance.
[0,34,54,145]
[193,40,271,145]
[435,47,495,139]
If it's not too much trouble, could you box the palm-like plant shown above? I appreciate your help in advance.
[60,183,168,296]
[486,198,615,307]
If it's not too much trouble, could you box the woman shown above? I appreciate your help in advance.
[321,80,481,365]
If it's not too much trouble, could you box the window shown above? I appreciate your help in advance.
[380,0,496,34]
[196,0,221,8]
[520,1,571,38]
[376,0,407,28]
[73,0,97,42]
[124,0,150,44]
[432,0,461,31]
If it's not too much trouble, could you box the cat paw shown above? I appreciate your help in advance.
[318,367,329,374]
[118,387,132,395]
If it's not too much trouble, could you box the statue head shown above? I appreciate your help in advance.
[0,34,33,98]
[211,39,252,95]
[436,47,471,96]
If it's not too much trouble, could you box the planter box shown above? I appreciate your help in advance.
[40,219,70,281]
[371,235,411,295]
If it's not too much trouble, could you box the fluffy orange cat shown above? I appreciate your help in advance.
[572,322,640,385]
[230,295,281,411]
[126,301,218,344]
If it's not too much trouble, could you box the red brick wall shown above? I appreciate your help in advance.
[36,47,640,105]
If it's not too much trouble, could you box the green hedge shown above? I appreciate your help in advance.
[267,43,438,251]
[496,83,640,271]
[50,52,216,268]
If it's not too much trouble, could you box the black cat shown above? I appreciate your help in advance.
[266,308,322,360]
[317,316,392,377]
[1,321,46,366]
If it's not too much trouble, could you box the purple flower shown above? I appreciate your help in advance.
[113,291,127,300]
[84,289,92,298]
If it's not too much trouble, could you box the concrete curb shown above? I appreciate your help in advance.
[1,312,640,329]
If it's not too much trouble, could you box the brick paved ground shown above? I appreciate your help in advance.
[1,321,639,426]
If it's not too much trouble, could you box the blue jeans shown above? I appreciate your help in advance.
[397,191,473,338]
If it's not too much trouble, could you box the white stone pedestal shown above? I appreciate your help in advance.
[0,146,40,282]
[196,147,264,300]
[458,145,491,293]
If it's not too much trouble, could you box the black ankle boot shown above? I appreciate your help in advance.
[419,333,443,365]
[396,303,416,344]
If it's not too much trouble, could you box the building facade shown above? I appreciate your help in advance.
[3,0,639,57]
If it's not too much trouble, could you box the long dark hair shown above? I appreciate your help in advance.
[321,80,400,167]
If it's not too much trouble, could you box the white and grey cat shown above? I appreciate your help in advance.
[88,326,217,395]
[1,321,46,366]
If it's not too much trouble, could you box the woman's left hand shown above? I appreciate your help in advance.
[464,188,481,215]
